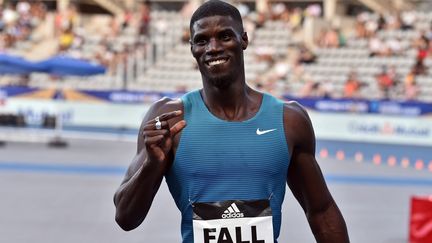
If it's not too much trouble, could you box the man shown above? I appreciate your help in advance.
[114,1,349,242]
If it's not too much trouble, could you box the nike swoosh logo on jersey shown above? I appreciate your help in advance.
[256,128,277,135]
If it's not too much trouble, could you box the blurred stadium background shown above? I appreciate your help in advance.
[1,0,432,242]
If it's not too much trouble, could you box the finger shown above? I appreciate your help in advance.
[155,110,182,122]
[142,129,169,137]
[143,121,169,131]
[144,135,164,146]
[170,120,187,137]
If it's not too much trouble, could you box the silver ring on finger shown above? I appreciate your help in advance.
[155,116,162,130]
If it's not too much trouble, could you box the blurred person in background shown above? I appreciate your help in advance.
[337,29,347,47]
[368,34,389,57]
[138,2,151,37]
[403,70,420,101]
[376,65,395,99]
[270,3,286,21]
[299,79,320,97]
[2,3,18,27]
[386,37,404,56]
[364,14,378,37]
[55,3,78,36]
[289,7,303,30]
[404,81,420,101]
[377,14,386,31]
[58,26,74,51]
[400,11,416,30]
[355,13,367,38]
[318,79,335,98]
[4,0,46,47]
[387,13,402,30]
[305,4,322,18]
[414,30,429,62]
[114,1,349,243]
[16,1,30,16]
[412,59,427,75]
[344,70,362,98]
[318,27,339,48]
[121,10,133,30]
[385,65,400,86]
[297,44,316,64]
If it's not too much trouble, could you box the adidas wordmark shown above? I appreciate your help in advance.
[221,203,244,219]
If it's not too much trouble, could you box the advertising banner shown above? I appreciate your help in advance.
[284,95,432,117]
[1,86,431,117]
[1,86,432,146]
[2,99,149,129]
[309,111,432,146]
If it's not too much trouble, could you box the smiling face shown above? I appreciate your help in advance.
[190,15,248,89]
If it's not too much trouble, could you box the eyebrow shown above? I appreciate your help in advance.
[192,33,205,43]
[219,29,236,36]
[192,27,237,40]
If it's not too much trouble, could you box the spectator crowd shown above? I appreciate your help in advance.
[1,1,432,102]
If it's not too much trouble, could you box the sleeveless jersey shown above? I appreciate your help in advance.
[165,90,291,243]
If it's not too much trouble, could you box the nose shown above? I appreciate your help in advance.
[206,38,223,53]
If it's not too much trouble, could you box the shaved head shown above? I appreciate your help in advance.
[190,0,243,34]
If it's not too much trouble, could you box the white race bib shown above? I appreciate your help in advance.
[192,199,274,243]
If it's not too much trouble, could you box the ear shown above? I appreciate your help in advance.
[241,32,249,50]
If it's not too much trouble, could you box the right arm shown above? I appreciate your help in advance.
[113,98,185,231]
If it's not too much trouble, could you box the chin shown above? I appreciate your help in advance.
[207,72,235,89]
[209,77,231,89]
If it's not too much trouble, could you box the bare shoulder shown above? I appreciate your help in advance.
[141,97,184,126]
[136,97,184,151]
[282,100,315,149]
[283,101,312,127]
[148,97,183,117]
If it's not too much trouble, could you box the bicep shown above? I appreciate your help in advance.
[121,100,166,184]
[284,103,333,214]
[122,97,183,184]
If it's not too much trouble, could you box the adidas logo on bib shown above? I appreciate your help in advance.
[193,199,274,242]
[221,203,244,219]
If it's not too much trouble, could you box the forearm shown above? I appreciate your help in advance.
[114,155,165,231]
[308,202,349,243]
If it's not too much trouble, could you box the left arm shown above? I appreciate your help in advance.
[283,102,349,243]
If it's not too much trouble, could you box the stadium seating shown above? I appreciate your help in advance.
[2,2,432,102]
[290,11,432,101]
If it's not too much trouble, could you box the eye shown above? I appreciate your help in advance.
[193,37,207,46]
[221,33,232,41]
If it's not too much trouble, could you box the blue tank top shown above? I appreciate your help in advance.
[165,90,291,243]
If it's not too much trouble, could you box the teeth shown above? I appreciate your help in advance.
[208,59,227,66]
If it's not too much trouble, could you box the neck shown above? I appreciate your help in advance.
[201,80,260,121]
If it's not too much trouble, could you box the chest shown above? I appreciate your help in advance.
[173,119,289,182]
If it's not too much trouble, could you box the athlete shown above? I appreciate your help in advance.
[114,1,349,242]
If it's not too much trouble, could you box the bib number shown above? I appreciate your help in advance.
[192,199,274,243]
